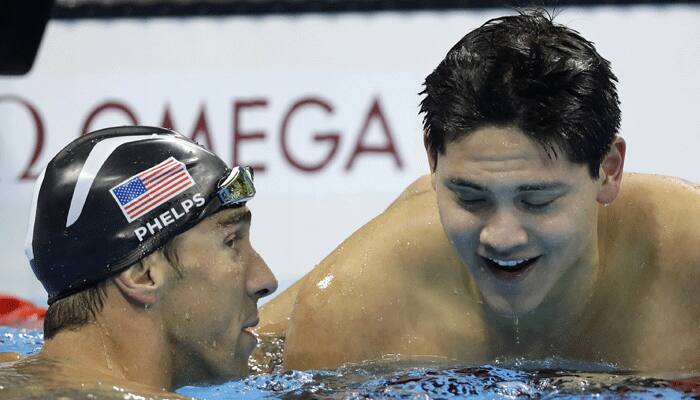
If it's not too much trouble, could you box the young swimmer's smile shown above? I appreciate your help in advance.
[434,125,604,316]
[480,255,541,279]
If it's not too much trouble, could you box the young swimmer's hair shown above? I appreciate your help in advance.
[420,9,621,178]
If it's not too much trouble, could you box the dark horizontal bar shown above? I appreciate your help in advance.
[51,0,700,19]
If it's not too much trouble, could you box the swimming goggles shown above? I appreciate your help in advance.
[214,165,256,207]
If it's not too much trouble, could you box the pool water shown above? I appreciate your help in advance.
[2,327,698,399]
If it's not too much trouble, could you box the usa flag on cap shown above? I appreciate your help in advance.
[110,157,195,222]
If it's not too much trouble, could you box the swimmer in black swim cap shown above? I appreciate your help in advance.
[11,126,277,397]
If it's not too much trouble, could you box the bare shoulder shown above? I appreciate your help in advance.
[259,175,437,339]
[284,175,471,369]
[602,174,699,370]
[618,172,698,201]
[615,173,699,249]
[385,175,434,208]
[0,361,192,400]
[610,173,699,302]
[0,352,22,362]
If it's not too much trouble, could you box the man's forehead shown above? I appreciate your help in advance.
[213,207,252,226]
[446,127,559,163]
[440,127,589,180]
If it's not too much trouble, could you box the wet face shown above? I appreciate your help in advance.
[433,126,603,316]
[159,207,277,386]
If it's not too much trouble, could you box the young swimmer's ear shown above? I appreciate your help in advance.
[113,251,168,307]
[596,136,626,205]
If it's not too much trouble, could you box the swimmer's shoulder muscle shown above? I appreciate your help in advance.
[284,175,485,370]
[0,352,21,362]
[386,174,434,208]
[637,174,700,304]
[258,176,436,339]
[615,173,700,267]
[608,173,700,368]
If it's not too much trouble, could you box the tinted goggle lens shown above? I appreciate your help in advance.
[215,166,255,207]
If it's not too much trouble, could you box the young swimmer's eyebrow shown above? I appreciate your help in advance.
[516,182,568,192]
[217,209,252,227]
[447,178,488,192]
[447,178,568,192]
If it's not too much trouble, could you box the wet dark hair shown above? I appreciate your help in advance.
[43,241,183,339]
[420,9,621,178]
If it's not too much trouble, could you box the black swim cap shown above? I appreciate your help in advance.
[25,126,235,304]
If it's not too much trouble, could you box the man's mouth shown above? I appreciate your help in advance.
[480,255,541,279]
[242,317,259,331]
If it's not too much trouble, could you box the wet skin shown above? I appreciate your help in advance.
[433,126,604,318]
[0,206,278,398]
[161,207,278,385]
[256,126,700,372]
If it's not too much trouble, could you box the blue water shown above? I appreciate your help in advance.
[1,327,697,399]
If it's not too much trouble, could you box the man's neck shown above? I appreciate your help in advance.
[39,308,173,391]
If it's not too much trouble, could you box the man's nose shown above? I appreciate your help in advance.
[479,209,528,254]
[246,251,278,300]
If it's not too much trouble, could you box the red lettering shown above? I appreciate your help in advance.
[345,97,403,171]
[82,101,138,135]
[160,104,176,130]
[233,99,267,172]
[0,95,45,181]
[280,97,340,173]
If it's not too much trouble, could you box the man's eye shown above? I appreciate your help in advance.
[457,198,487,208]
[521,198,555,210]
[224,233,240,248]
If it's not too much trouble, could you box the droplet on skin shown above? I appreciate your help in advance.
[317,274,334,289]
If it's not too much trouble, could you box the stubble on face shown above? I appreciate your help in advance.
[159,207,260,385]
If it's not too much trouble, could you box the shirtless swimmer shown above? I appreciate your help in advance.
[257,10,700,373]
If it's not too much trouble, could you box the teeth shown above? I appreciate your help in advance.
[488,258,527,267]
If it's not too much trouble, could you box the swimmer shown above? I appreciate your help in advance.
[0,126,277,399]
[257,11,700,372]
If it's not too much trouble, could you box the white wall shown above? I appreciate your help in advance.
[1,5,698,305]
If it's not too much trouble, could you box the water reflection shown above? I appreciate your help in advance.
[2,327,698,399]
[184,361,699,399]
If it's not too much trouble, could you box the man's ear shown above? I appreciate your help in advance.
[113,251,168,307]
[596,136,626,205]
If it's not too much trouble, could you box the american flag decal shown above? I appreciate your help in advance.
[110,157,195,222]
